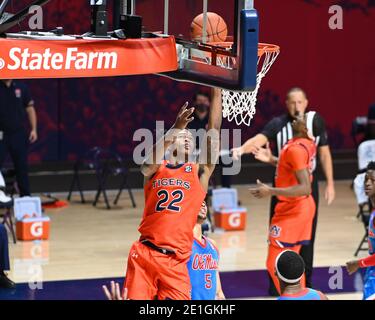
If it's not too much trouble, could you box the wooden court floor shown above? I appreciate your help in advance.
[6,180,368,299]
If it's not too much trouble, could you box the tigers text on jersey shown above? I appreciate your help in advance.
[139,161,206,260]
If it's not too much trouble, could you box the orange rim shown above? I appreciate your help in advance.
[207,42,280,58]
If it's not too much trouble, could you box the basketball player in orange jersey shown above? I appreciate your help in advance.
[249,112,316,295]
[124,88,222,300]
[103,202,225,301]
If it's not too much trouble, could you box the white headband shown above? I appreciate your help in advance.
[275,250,304,284]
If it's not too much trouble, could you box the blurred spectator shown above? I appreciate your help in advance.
[0,224,14,289]
[188,91,210,139]
[0,172,11,205]
[0,168,14,289]
[352,103,375,147]
[366,103,375,141]
[0,80,37,196]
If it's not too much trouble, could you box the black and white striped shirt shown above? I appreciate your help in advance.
[261,111,329,172]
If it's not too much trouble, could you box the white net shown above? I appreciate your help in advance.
[222,45,280,126]
[200,43,280,126]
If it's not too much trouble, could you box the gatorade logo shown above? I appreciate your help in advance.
[228,213,241,228]
[4,47,118,71]
[30,222,43,237]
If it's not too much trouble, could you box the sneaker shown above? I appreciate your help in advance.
[0,190,12,205]
[0,273,15,289]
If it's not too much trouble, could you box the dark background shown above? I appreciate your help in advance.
[4,0,375,164]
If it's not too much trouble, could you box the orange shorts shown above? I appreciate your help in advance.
[269,196,316,247]
[124,241,191,300]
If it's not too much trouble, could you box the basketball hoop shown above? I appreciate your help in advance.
[196,42,280,126]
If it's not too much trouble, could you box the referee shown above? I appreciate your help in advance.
[0,80,37,197]
[232,87,335,294]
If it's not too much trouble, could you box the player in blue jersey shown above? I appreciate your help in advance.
[346,161,375,300]
[188,201,225,300]
[276,250,328,300]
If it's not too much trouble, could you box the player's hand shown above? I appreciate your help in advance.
[173,102,195,130]
[232,144,261,161]
[231,147,244,161]
[200,201,207,216]
[325,183,335,205]
[253,143,273,164]
[346,260,360,275]
[29,130,38,143]
[216,290,226,300]
[102,281,128,300]
[249,179,272,198]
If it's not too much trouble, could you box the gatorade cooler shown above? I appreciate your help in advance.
[212,188,247,231]
[16,217,50,241]
[14,197,50,241]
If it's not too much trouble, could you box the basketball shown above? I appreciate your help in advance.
[190,12,228,43]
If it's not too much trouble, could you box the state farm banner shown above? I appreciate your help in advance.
[0,37,178,79]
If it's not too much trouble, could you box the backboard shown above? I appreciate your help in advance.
[123,0,260,91]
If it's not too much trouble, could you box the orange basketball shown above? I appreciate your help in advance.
[191,12,228,43]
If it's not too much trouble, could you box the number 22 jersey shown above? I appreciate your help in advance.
[138,161,206,260]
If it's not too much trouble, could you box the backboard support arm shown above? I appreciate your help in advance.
[164,0,169,34]
[202,0,208,43]
[113,0,136,30]
[90,0,108,37]
[245,0,254,9]
[0,0,10,19]
[117,0,134,15]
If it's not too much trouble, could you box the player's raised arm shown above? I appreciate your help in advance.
[141,102,195,178]
[346,254,375,275]
[207,87,223,132]
[199,87,222,191]
[232,134,269,161]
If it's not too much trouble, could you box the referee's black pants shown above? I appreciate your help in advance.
[0,130,31,197]
[268,174,319,294]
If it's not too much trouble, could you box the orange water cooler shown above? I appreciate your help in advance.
[14,197,50,241]
[212,188,247,231]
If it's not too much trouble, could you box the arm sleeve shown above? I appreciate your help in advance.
[313,113,328,146]
[359,254,375,268]
[22,85,34,109]
[285,145,309,171]
[260,118,281,142]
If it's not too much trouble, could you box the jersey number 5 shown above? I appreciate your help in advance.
[155,189,184,212]
[205,274,212,289]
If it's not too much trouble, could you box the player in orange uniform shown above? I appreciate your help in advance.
[249,112,316,294]
[124,88,222,300]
